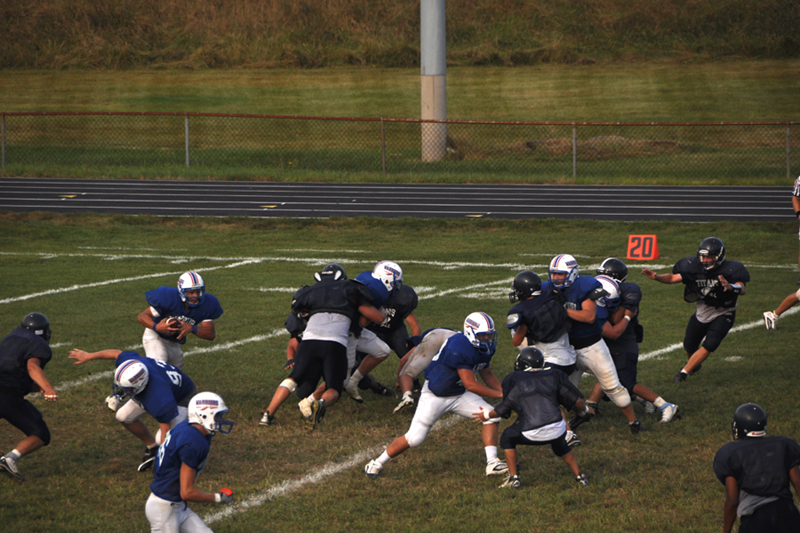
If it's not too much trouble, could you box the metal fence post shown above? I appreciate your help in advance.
[381,118,387,175]
[788,126,792,180]
[185,114,190,167]
[572,124,577,179]
[2,113,5,169]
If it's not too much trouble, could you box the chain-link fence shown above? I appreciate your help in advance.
[1,112,796,181]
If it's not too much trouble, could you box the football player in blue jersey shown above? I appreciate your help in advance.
[713,403,800,533]
[642,237,750,382]
[136,271,224,371]
[0,313,58,482]
[146,392,234,532]
[577,269,678,426]
[545,254,644,435]
[364,312,508,479]
[344,261,405,402]
[473,347,589,489]
[68,348,197,471]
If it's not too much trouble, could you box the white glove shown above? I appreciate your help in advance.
[105,394,121,412]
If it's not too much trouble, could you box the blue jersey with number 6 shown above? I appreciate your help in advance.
[116,351,194,423]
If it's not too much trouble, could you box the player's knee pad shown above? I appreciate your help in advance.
[604,385,632,409]
[279,379,298,393]
[404,425,432,448]
[482,417,501,425]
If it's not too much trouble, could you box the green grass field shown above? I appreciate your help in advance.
[1,213,799,532]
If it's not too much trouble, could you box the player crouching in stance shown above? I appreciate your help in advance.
[713,403,800,533]
[365,313,508,479]
[475,347,589,489]
[146,392,234,533]
[68,348,196,472]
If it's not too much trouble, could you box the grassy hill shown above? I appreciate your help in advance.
[2,0,799,69]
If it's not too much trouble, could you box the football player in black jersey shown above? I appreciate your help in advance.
[642,237,750,383]
[713,403,800,533]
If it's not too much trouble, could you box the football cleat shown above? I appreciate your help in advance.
[138,446,159,472]
[586,401,601,417]
[565,431,582,448]
[763,311,778,330]
[673,371,688,383]
[659,403,679,423]
[393,396,415,414]
[364,459,383,479]
[629,420,647,434]
[370,380,396,398]
[568,409,593,431]
[575,473,589,486]
[642,400,656,415]
[344,379,363,404]
[0,455,25,482]
[297,398,313,420]
[498,474,521,489]
[309,399,326,430]
[258,410,275,427]
[485,458,509,476]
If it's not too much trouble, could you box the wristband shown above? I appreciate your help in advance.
[191,325,198,335]
[152,318,160,330]
[482,407,492,420]
[623,315,632,322]
[215,493,222,503]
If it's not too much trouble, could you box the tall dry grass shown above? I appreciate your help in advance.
[2,0,799,68]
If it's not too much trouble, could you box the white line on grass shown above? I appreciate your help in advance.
[202,417,461,525]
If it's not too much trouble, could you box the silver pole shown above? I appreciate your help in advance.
[420,0,447,162]
[572,124,577,179]
[381,119,387,175]
[788,126,792,180]
[185,115,190,167]
[2,114,5,169]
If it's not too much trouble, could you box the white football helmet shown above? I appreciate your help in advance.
[548,254,579,289]
[372,261,403,292]
[463,312,497,356]
[188,392,234,435]
[114,360,150,399]
[595,275,621,309]
[178,271,205,307]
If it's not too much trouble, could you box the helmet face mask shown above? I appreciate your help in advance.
[463,312,497,356]
[178,271,206,308]
[509,271,542,303]
[515,347,544,372]
[697,237,726,272]
[595,275,621,310]
[21,312,51,342]
[596,258,628,284]
[114,361,150,400]
[188,392,234,435]
[731,403,767,440]
[314,263,347,282]
[373,261,403,293]
[549,254,579,289]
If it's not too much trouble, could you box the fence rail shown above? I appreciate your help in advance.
[1,112,797,181]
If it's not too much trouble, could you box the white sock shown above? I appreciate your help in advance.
[351,370,364,383]
[7,450,21,462]
[376,451,391,466]
[402,391,413,400]
[484,446,499,462]
[653,397,666,409]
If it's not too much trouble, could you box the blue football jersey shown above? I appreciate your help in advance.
[355,271,389,308]
[117,351,194,423]
[543,276,604,340]
[425,334,494,397]
[145,287,224,345]
[150,420,212,502]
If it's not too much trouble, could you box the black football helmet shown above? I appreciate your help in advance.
[509,271,542,303]
[697,237,726,272]
[596,257,628,284]
[731,403,767,440]
[514,347,545,372]
[314,263,347,282]
[21,312,51,342]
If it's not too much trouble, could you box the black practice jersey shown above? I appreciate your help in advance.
[506,286,568,344]
[0,327,52,396]
[714,436,800,501]
[605,282,641,355]
[673,258,750,308]
[368,284,418,334]
[494,369,583,431]
[292,279,375,323]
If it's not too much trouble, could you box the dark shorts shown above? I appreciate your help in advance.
[610,351,638,396]
[683,311,735,354]
[500,424,571,458]
[548,363,577,377]
[290,340,347,398]
[739,498,800,533]
[0,390,51,445]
